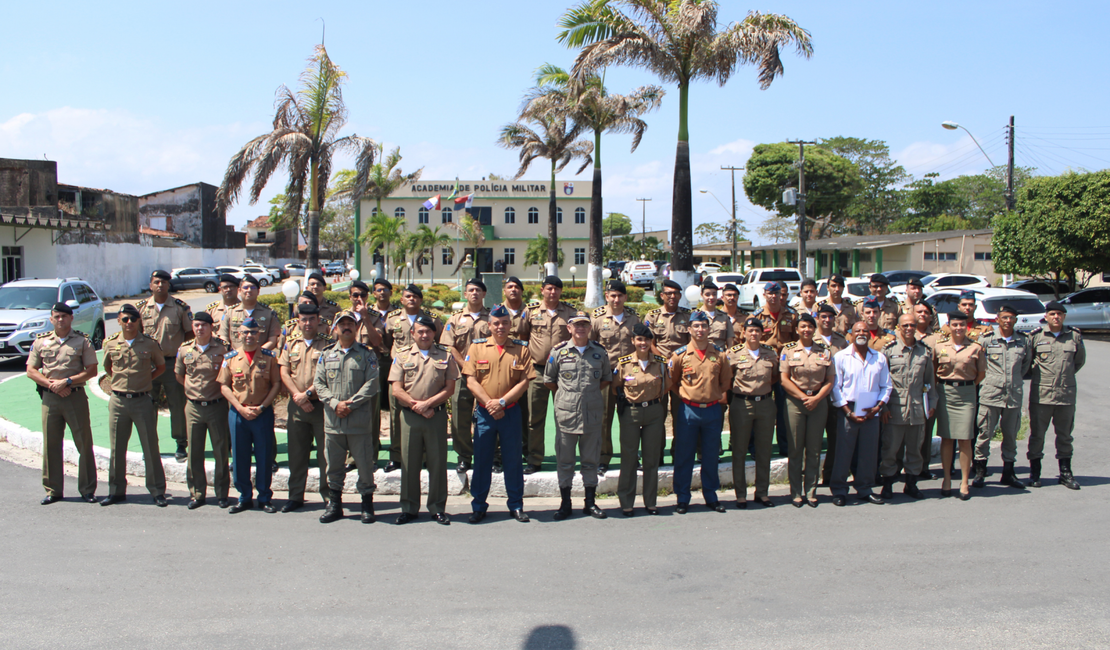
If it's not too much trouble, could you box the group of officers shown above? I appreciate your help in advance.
[26,268,1087,521]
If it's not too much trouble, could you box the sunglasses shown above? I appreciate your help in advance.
[350,292,368,299]
[899,323,916,328]
[119,316,138,323]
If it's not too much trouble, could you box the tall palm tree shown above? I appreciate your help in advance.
[365,211,406,275]
[524,63,663,306]
[445,214,486,276]
[524,234,565,272]
[499,114,594,277]
[335,146,423,268]
[415,224,453,285]
[558,0,812,289]
[216,44,378,271]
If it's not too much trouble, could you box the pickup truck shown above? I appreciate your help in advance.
[737,268,804,310]
[622,261,658,288]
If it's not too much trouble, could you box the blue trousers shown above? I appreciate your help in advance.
[229,406,274,504]
[471,404,524,512]
[674,402,723,505]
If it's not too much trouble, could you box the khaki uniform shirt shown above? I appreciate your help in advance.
[206,300,238,325]
[500,302,531,341]
[699,309,735,350]
[590,305,642,368]
[613,353,668,404]
[868,328,896,351]
[28,329,97,382]
[818,297,858,335]
[933,338,986,382]
[918,328,944,351]
[1029,326,1085,405]
[882,338,938,425]
[643,306,691,358]
[462,338,535,401]
[669,343,732,404]
[277,316,332,354]
[218,348,280,405]
[901,298,939,330]
[174,337,229,402]
[385,308,444,357]
[317,298,341,324]
[354,310,386,356]
[755,305,798,353]
[793,301,822,320]
[526,301,578,365]
[978,330,1032,408]
[219,302,281,350]
[543,340,611,434]
[312,342,380,433]
[442,307,492,359]
[279,332,332,394]
[103,333,164,393]
[816,331,850,356]
[779,341,835,395]
[138,297,192,359]
[387,344,459,401]
[873,296,902,331]
[941,320,994,343]
[726,344,777,396]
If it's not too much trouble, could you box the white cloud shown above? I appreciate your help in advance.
[896,135,997,181]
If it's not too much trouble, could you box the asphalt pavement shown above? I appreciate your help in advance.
[1,342,1108,648]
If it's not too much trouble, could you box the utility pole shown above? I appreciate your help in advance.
[636,198,651,261]
[1005,115,1015,211]
[787,139,816,274]
[721,165,744,271]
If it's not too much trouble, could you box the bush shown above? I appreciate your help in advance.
[520,283,644,303]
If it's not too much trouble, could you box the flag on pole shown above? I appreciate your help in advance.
[446,178,459,201]
[454,192,474,207]
[422,194,440,210]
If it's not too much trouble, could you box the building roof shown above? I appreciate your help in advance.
[749,229,992,252]
[246,215,271,228]
[140,226,183,239]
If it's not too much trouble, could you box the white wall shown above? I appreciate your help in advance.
[56,242,244,298]
[0,226,58,281]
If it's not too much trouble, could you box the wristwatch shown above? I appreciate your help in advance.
[306,388,314,398]
[498,398,507,408]
[65,377,72,387]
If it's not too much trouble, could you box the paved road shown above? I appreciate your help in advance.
[2,344,1108,648]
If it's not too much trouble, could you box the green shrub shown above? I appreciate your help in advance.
[520,283,643,303]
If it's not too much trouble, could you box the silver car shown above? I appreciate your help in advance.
[1058,287,1110,330]
[0,278,106,357]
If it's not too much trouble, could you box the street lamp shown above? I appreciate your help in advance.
[941,121,997,167]
[569,265,577,288]
[281,279,300,320]
[349,268,360,282]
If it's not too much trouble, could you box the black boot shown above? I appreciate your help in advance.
[553,487,573,521]
[583,486,607,519]
[1058,458,1081,490]
[361,494,376,523]
[879,476,893,500]
[1027,458,1042,488]
[1000,461,1026,489]
[319,496,343,523]
[903,474,925,500]
[971,459,987,489]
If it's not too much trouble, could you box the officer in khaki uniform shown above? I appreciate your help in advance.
[699,281,735,350]
[384,284,444,472]
[755,281,798,458]
[523,276,577,473]
[878,313,938,500]
[140,270,194,461]
[860,297,897,351]
[901,278,939,330]
[500,276,531,340]
[1026,301,1086,490]
[818,274,858,336]
[727,317,778,507]
[544,311,612,520]
[315,311,381,524]
[779,315,835,506]
[174,311,231,509]
[867,274,902,331]
[644,278,691,461]
[590,279,641,475]
[815,303,849,485]
[218,274,281,351]
[390,314,459,525]
[306,271,342,324]
[101,303,168,507]
[207,274,241,324]
[348,280,384,467]
[613,323,668,516]
[441,279,491,472]
[933,311,987,499]
[972,304,1032,490]
[278,291,326,351]
[277,303,332,512]
[26,302,99,504]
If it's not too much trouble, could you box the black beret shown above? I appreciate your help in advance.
[1044,300,1067,314]
[997,304,1019,316]
[219,274,241,285]
[192,311,214,324]
[307,272,326,284]
[504,276,524,289]
[404,284,423,299]
[662,279,682,292]
[544,275,564,289]
[798,313,817,327]
[299,290,319,305]
[947,310,969,322]
[632,323,654,339]
[151,270,171,281]
[817,303,837,315]
[414,314,437,331]
[800,278,818,290]
[373,278,392,290]
[606,279,626,294]
[701,280,718,291]
[241,274,260,288]
[350,280,370,294]
[466,278,487,292]
[119,303,141,318]
[869,273,889,285]
[722,283,739,293]
[828,274,846,285]
[297,303,319,315]
[906,277,924,288]
[51,301,73,315]
[743,317,763,329]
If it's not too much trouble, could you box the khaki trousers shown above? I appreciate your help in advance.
[400,407,449,514]
[975,405,1021,463]
[184,400,230,500]
[881,423,926,477]
[525,379,551,468]
[325,433,376,496]
[728,395,776,499]
[41,389,96,497]
[1027,402,1075,461]
[286,400,328,501]
[450,381,476,464]
[785,395,827,499]
[152,368,187,446]
[617,402,665,510]
[599,391,618,466]
[107,394,165,496]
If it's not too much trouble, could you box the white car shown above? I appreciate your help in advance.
[621,261,658,288]
[284,263,307,276]
[926,288,1045,333]
[736,268,804,310]
[696,262,722,275]
[896,272,990,297]
[0,278,106,356]
[240,265,280,285]
[216,266,275,287]
[1058,287,1110,330]
[812,278,871,301]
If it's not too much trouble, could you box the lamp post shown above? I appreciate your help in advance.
[570,265,577,288]
[941,121,997,167]
[700,189,740,271]
[942,118,1014,210]
[281,279,300,320]
[636,198,651,261]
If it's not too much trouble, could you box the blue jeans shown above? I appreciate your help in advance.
[674,402,723,505]
[229,406,274,504]
[471,404,524,512]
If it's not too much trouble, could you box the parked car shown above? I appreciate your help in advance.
[284,263,307,276]
[1058,287,1110,330]
[240,265,279,285]
[879,269,930,287]
[323,262,347,276]
[894,272,990,297]
[605,260,627,279]
[217,266,273,286]
[168,267,219,293]
[621,261,658,288]
[696,262,722,275]
[813,277,872,301]
[736,267,804,310]
[926,288,1046,333]
[266,265,289,280]
[214,266,245,280]
[0,278,106,356]
[703,272,746,288]
[1004,279,1073,303]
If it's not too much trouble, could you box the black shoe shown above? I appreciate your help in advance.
[261,503,276,513]
[735,501,748,509]
[903,483,925,500]
[187,498,206,510]
[229,500,253,514]
[492,461,503,474]
[622,509,635,517]
[396,512,417,525]
[807,498,819,508]
[456,459,472,472]
[1059,458,1081,490]
[553,504,572,521]
[468,509,487,524]
[832,495,846,507]
[523,464,541,475]
[940,488,952,497]
[597,464,608,477]
[880,478,894,501]
[862,494,885,505]
[1027,458,1042,488]
[646,507,659,515]
[384,461,401,473]
[271,462,279,475]
[584,504,607,519]
[511,509,530,523]
[361,496,376,524]
[756,498,775,508]
[319,500,344,523]
[434,513,451,525]
[175,445,187,462]
[958,490,971,501]
[153,494,168,508]
[792,499,804,508]
[708,502,727,513]
[676,503,688,514]
[81,493,97,503]
[100,494,126,507]
[971,460,987,489]
[281,500,303,513]
[218,498,230,509]
[40,494,61,505]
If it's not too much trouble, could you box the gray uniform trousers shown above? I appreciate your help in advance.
[728,395,776,499]
[556,428,602,489]
[107,394,166,496]
[526,379,552,467]
[821,396,838,484]
[450,381,476,464]
[325,433,376,496]
[1027,402,1076,461]
[400,407,449,514]
[785,395,827,500]
[831,411,879,497]
[975,405,1021,463]
[617,402,665,510]
[882,424,926,477]
[286,400,329,502]
[41,389,96,497]
[152,368,187,446]
[184,400,231,500]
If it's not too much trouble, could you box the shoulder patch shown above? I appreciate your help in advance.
[561,300,576,309]
[654,354,667,363]
[760,344,775,354]
[649,307,662,315]
[224,350,239,359]
[472,338,487,344]
[107,332,121,341]
[783,341,798,350]
[175,298,189,307]
[593,306,606,317]
[785,305,798,314]
[206,301,220,311]
[883,339,899,350]
[678,306,691,313]
[712,343,723,353]
[259,348,275,357]
[322,342,338,351]
[845,297,857,306]
[512,339,528,347]
[674,345,688,356]
[136,299,148,308]
[434,343,448,351]
[214,337,229,347]
[618,353,636,365]
[73,330,88,339]
[397,344,412,354]
[36,331,52,338]
[452,308,464,315]
[729,344,745,353]
[327,299,338,307]
[387,308,403,317]
[551,340,570,352]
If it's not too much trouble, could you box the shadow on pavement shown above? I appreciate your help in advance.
[523,625,576,650]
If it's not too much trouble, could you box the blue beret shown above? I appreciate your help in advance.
[689,310,709,323]
[240,317,260,330]
[763,281,779,293]
[490,304,510,318]
[863,297,880,310]
[959,290,977,301]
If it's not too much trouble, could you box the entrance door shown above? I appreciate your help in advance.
[475,248,494,273]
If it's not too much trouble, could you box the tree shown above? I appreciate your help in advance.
[525,234,565,271]
[318,210,353,259]
[335,147,423,266]
[445,214,486,275]
[216,44,377,270]
[757,216,796,244]
[819,136,908,235]
[694,222,728,244]
[559,1,812,291]
[602,211,632,237]
[525,63,663,307]
[499,113,593,276]
[414,224,452,284]
[364,211,406,274]
[743,142,861,238]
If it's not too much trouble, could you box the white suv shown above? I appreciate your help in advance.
[622,261,658,288]
[0,278,106,357]
[737,268,804,310]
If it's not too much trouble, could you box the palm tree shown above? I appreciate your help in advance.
[365,210,406,275]
[499,113,593,277]
[558,0,812,289]
[335,146,423,268]
[415,224,453,285]
[445,214,486,275]
[524,234,565,274]
[216,44,378,271]
[523,63,663,307]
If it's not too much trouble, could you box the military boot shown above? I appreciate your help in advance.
[1058,458,1081,490]
[361,494,376,523]
[1000,461,1026,490]
[319,496,343,524]
[1027,458,1042,488]
[903,474,925,500]
[553,487,573,521]
[879,476,893,501]
[583,486,607,519]
[971,460,987,489]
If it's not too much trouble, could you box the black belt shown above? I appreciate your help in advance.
[732,392,771,402]
[113,391,149,398]
[627,397,662,408]
[534,362,546,371]
[189,397,225,406]
[940,379,974,387]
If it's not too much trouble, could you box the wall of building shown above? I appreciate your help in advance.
[0,226,58,282]
[56,185,140,245]
[0,159,58,210]
[56,242,244,298]
[138,183,227,249]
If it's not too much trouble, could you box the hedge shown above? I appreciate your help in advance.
[520,283,644,303]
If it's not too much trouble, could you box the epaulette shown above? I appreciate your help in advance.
[175,298,189,308]
[674,345,688,355]
[678,306,691,313]
[526,301,541,309]
[36,331,52,338]
[618,353,636,365]
[422,309,438,319]
[327,299,338,307]
[73,330,88,339]
[284,317,297,328]
[224,350,239,359]
[214,337,229,347]
[812,340,828,351]
[136,299,148,308]
[322,342,338,351]
[356,342,370,351]
[434,343,448,351]
[287,330,303,342]
[206,301,220,311]
[729,343,745,353]
[106,332,121,341]
[512,339,528,347]
[783,341,798,350]
[654,354,667,363]
[472,338,487,344]
[938,332,952,343]
[317,333,333,342]
[259,348,275,357]
[883,339,899,350]
[845,297,857,306]
[397,344,412,354]
[712,343,724,353]
[593,306,607,317]
[387,308,403,318]
[760,344,775,355]
[561,300,576,309]
[452,308,465,315]
[551,340,570,352]
[785,305,798,314]
[649,307,663,315]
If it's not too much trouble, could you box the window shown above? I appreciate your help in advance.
[504,248,516,265]
[858,252,871,263]
[528,207,539,224]
[256,231,267,240]
[574,248,585,265]
[557,207,563,224]
[442,209,452,224]
[574,207,586,224]
[418,207,429,224]
[442,248,453,265]
[2,246,23,284]
[974,251,992,261]
[395,207,406,219]
[924,252,957,261]
[504,207,516,224]
[61,285,76,304]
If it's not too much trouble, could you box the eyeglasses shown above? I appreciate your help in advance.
[119,316,138,323]
[350,292,368,299]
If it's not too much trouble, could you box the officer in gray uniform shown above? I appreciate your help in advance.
[1026,301,1086,490]
[879,313,938,500]
[972,303,1032,490]
[544,311,612,520]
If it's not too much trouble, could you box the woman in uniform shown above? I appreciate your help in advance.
[614,323,668,516]
[780,314,835,507]
[933,311,987,499]
[726,317,779,508]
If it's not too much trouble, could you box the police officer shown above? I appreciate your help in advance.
[901,277,938,330]
[442,279,492,473]
[277,303,332,513]
[1026,301,1086,490]
[174,311,231,509]
[699,280,735,350]
[501,276,531,340]
[867,274,902,331]
[390,314,458,525]
[206,274,241,323]
[372,277,395,461]
[819,274,859,335]
[726,317,777,508]
[26,302,99,504]
[306,271,341,323]
[815,303,849,486]
[669,310,732,514]
[384,284,444,473]
[218,318,282,514]
[755,281,798,458]
[462,305,534,524]
[878,313,937,501]
[972,304,1032,490]
[643,278,691,462]
[139,269,194,461]
[720,283,744,332]
[933,311,986,500]
[780,314,835,507]
[591,279,641,476]
[791,278,822,318]
[941,291,993,342]
[544,311,611,520]
[219,274,281,351]
[614,323,668,516]
[348,280,384,468]
[279,291,325,351]
[524,275,577,474]
[100,304,168,507]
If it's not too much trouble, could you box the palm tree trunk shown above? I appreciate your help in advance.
[671,81,696,304]
[546,158,558,277]
[307,162,321,272]
[586,128,604,308]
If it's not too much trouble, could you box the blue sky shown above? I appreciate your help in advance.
[3,1,1108,243]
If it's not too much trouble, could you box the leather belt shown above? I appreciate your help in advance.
[113,391,148,398]
[682,399,719,408]
[732,392,771,402]
[534,362,546,371]
[189,397,225,406]
[629,397,662,408]
[804,389,816,396]
[940,379,974,387]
